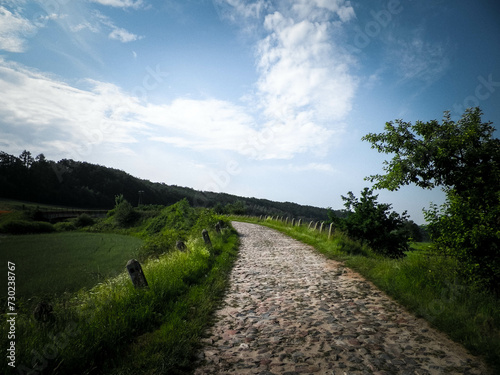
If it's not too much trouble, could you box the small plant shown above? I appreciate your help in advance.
[74,213,94,227]
[54,221,77,231]
[114,200,139,227]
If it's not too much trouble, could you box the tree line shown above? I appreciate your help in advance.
[0,150,334,222]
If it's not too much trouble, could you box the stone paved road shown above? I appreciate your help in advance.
[194,222,490,375]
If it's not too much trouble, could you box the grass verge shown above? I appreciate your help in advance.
[2,222,238,375]
[108,228,239,375]
[235,216,500,373]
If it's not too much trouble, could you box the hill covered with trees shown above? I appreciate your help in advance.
[0,150,334,221]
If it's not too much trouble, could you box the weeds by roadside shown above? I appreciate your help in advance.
[1,203,238,375]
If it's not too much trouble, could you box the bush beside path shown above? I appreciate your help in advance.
[194,222,490,374]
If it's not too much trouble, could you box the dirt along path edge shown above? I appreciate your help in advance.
[193,221,490,375]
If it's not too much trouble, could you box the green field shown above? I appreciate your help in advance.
[0,232,143,303]
[0,202,238,375]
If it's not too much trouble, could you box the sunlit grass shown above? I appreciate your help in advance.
[1,215,238,375]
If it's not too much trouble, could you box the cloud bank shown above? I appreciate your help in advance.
[1,0,359,162]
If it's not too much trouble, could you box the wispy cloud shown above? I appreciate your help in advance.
[0,57,345,163]
[389,28,450,86]
[0,59,143,159]
[70,21,100,33]
[0,6,35,52]
[145,98,257,153]
[108,27,141,42]
[213,0,268,22]
[92,10,143,43]
[39,5,143,44]
[90,0,144,9]
[0,60,260,161]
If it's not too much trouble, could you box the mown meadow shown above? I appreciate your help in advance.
[237,216,500,373]
[0,199,239,375]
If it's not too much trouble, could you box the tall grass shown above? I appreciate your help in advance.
[4,224,238,375]
[109,231,240,374]
[239,216,500,373]
[1,200,238,375]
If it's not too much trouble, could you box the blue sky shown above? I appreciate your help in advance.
[1,0,499,223]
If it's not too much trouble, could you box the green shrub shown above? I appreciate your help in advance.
[145,199,195,235]
[331,188,409,258]
[54,221,77,231]
[114,200,139,227]
[425,191,500,294]
[75,213,95,227]
[0,220,55,234]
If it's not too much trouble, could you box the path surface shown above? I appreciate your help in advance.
[194,222,489,375]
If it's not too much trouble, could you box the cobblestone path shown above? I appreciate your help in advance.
[194,222,490,375]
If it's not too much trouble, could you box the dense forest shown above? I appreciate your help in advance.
[0,150,335,221]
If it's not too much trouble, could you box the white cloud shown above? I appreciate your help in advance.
[0,60,255,161]
[0,0,359,163]
[257,13,356,122]
[254,5,357,160]
[109,27,141,42]
[90,0,144,9]
[92,10,142,43]
[291,0,355,22]
[34,13,64,27]
[214,0,358,159]
[145,98,257,152]
[0,58,342,163]
[0,6,35,52]
[70,21,100,33]
[0,60,144,159]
